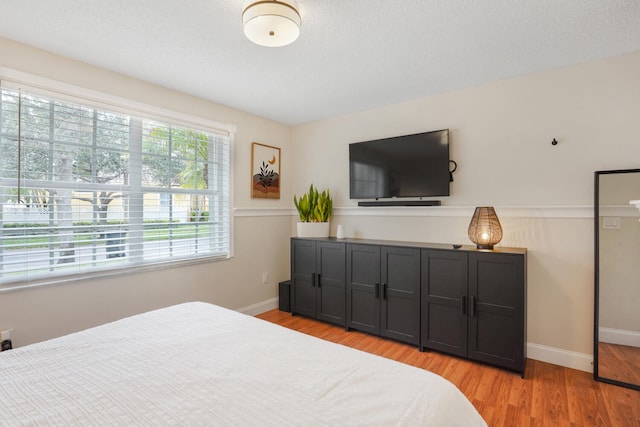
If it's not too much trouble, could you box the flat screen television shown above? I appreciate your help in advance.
[349,129,450,200]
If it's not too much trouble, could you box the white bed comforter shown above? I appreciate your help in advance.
[0,302,486,426]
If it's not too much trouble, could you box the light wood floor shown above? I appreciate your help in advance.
[256,309,640,427]
[598,342,640,386]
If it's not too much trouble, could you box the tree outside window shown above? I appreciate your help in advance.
[0,87,231,285]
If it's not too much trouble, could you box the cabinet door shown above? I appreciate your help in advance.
[346,244,381,334]
[317,241,346,326]
[291,239,317,318]
[381,246,420,345]
[421,249,468,356]
[468,252,525,373]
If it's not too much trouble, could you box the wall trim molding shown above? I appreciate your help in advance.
[234,205,594,219]
[234,208,294,217]
[334,205,593,218]
[599,205,639,217]
[527,342,593,373]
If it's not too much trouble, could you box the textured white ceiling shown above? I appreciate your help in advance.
[1,1,639,125]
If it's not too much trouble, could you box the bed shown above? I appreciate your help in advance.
[0,302,486,426]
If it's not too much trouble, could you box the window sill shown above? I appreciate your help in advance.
[0,254,231,293]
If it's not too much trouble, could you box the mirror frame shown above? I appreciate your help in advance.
[594,168,640,391]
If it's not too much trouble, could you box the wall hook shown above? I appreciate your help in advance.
[551,138,558,146]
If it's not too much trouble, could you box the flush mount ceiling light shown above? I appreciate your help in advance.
[243,0,301,47]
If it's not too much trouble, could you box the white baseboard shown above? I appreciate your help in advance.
[241,298,596,373]
[599,327,640,347]
[527,342,593,373]
[237,297,279,316]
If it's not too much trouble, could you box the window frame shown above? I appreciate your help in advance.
[0,69,236,291]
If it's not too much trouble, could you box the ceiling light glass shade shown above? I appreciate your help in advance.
[243,1,301,47]
[468,206,503,249]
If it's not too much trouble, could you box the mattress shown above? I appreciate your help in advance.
[0,302,486,426]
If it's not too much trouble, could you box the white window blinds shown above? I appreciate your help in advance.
[0,86,232,287]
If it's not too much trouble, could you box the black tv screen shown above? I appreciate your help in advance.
[349,129,450,199]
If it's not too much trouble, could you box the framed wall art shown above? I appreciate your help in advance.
[251,142,281,199]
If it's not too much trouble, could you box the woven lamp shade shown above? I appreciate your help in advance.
[468,207,503,249]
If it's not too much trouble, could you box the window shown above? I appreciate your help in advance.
[0,84,232,287]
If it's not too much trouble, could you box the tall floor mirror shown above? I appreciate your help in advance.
[594,168,640,391]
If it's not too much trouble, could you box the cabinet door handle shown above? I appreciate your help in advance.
[470,296,476,317]
[461,295,467,315]
[375,283,380,299]
[383,283,387,300]
[311,273,316,287]
[317,274,322,288]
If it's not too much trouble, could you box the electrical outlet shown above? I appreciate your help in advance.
[262,272,269,285]
[1,329,12,351]
[603,216,621,229]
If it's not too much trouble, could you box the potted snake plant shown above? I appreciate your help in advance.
[293,184,332,238]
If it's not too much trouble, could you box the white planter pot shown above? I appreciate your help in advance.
[296,222,330,238]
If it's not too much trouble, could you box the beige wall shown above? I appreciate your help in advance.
[291,51,640,366]
[3,34,640,370]
[0,37,293,346]
[291,53,640,205]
